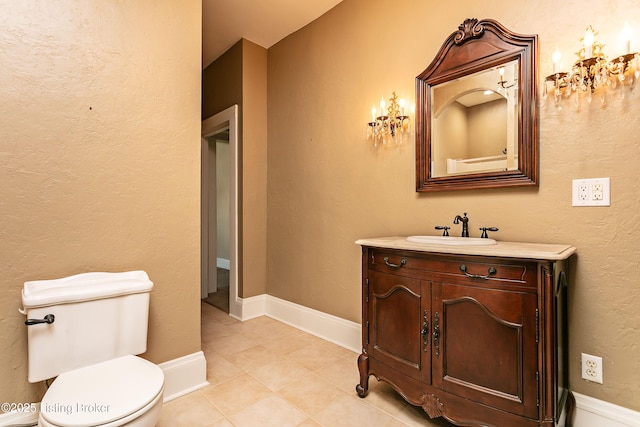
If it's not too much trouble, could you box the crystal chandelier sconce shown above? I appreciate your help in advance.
[367,92,412,145]
[544,25,640,107]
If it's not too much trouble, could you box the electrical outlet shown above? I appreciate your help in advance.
[581,353,603,384]
[572,178,610,206]
[578,184,589,200]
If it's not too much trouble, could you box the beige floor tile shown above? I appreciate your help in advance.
[394,403,456,426]
[224,315,279,338]
[247,358,314,391]
[312,393,396,427]
[201,304,237,325]
[200,374,272,415]
[227,395,307,427]
[206,418,235,427]
[206,333,255,356]
[277,374,349,416]
[314,354,361,394]
[205,353,244,385]
[295,418,323,427]
[358,378,409,417]
[202,319,236,340]
[260,329,316,356]
[285,343,345,372]
[223,344,281,371]
[307,338,356,358]
[157,391,223,427]
[237,318,300,343]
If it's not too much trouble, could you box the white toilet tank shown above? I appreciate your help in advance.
[21,271,153,383]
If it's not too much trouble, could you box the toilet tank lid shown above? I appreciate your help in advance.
[22,271,153,308]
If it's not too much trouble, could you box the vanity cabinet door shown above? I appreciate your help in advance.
[432,281,539,419]
[367,270,431,383]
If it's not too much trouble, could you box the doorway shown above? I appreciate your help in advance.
[201,105,239,318]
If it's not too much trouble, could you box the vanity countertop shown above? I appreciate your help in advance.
[356,236,576,261]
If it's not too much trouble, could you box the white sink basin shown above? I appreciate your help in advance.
[406,236,497,246]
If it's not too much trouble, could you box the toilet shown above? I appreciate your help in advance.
[21,271,165,427]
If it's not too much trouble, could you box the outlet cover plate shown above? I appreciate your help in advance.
[572,178,610,207]
[581,353,603,384]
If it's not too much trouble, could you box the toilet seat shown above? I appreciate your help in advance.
[39,355,164,427]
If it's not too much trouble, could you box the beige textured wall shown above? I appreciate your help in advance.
[468,100,508,158]
[267,0,640,411]
[0,0,202,403]
[241,40,268,298]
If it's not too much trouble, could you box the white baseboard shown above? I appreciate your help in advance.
[217,258,230,270]
[264,295,361,353]
[0,351,207,427]
[573,392,640,426]
[159,350,208,402]
[229,294,267,321]
[0,409,39,427]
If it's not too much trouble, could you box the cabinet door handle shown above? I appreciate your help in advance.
[384,257,407,268]
[421,310,429,351]
[459,264,497,279]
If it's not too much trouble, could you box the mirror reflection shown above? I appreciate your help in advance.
[430,60,519,177]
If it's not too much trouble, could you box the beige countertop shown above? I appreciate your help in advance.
[356,236,577,261]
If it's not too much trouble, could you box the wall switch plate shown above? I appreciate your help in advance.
[572,178,610,206]
[581,353,603,384]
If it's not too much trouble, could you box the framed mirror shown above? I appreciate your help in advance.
[416,18,539,192]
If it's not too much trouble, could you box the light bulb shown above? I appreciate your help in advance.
[583,26,595,58]
[552,48,562,74]
[621,23,633,54]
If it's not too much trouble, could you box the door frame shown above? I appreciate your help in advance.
[201,105,240,318]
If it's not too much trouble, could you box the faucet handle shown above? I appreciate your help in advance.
[479,227,499,238]
[435,226,450,236]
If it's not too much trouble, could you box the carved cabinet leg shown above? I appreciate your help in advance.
[356,352,369,397]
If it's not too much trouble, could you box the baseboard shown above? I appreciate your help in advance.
[159,350,209,402]
[216,258,230,270]
[0,409,38,427]
[264,295,361,353]
[0,352,208,427]
[230,294,267,321]
[572,392,640,426]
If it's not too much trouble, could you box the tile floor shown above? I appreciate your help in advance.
[157,302,455,427]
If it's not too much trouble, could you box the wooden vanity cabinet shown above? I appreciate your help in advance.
[356,244,573,427]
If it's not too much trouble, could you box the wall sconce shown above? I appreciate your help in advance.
[544,25,640,107]
[367,92,413,146]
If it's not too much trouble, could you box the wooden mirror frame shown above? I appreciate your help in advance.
[416,18,539,192]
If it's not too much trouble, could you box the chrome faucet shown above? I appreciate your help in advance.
[453,212,469,237]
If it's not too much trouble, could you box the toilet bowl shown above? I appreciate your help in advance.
[21,271,164,427]
[38,356,164,427]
